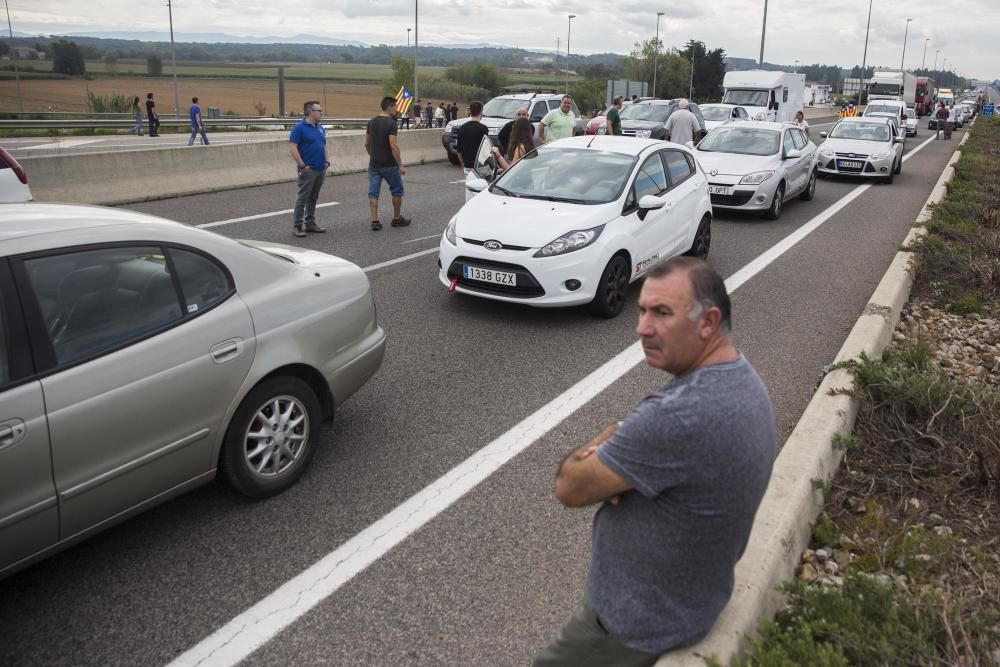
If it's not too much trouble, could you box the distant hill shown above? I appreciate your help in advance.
[60,31,368,47]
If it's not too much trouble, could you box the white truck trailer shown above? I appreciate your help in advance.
[867,70,918,106]
[722,70,806,122]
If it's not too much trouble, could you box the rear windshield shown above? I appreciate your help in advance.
[697,126,780,156]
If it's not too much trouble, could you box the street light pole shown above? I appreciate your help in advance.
[166,0,180,118]
[758,0,768,66]
[653,12,663,97]
[859,0,872,104]
[414,0,419,107]
[4,0,23,113]
[794,59,799,73]
[921,38,929,70]
[689,47,696,100]
[899,18,911,71]
[566,14,575,95]
[934,49,939,70]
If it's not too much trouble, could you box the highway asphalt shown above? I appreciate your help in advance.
[0,120,967,665]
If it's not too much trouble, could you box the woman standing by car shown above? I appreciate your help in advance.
[793,110,809,138]
[492,118,535,171]
[131,96,144,136]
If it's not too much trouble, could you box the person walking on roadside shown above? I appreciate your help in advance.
[538,95,576,143]
[535,257,775,667]
[365,96,411,231]
[450,102,459,121]
[425,100,435,129]
[793,110,810,138]
[664,99,701,147]
[497,105,534,155]
[187,96,210,146]
[145,92,160,137]
[131,96,144,136]
[935,102,951,139]
[435,103,447,128]
[288,100,329,238]
[456,99,489,202]
[605,96,624,135]
[492,117,535,171]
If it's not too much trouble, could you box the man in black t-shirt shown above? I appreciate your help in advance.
[145,92,160,137]
[456,100,490,202]
[365,96,411,231]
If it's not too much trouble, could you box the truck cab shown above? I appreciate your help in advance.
[721,70,805,123]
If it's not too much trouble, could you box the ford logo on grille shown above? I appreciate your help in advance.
[484,240,503,251]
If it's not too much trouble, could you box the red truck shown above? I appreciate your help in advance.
[915,77,936,116]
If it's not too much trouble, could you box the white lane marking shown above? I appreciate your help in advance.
[362,248,437,272]
[400,234,442,245]
[449,179,467,184]
[168,131,941,667]
[17,138,104,150]
[196,203,340,229]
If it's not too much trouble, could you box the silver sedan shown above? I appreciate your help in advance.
[694,121,818,220]
[0,203,386,579]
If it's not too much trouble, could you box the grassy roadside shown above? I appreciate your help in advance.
[729,116,1000,666]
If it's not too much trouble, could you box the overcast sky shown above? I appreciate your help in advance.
[9,0,997,80]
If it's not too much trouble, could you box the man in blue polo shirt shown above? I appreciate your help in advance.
[288,100,330,238]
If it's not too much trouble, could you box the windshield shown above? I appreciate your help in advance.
[620,104,671,122]
[491,147,635,204]
[700,106,732,121]
[697,126,779,156]
[905,109,916,119]
[865,104,900,116]
[722,89,769,107]
[481,98,529,119]
[829,122,891,141]
[869,83,902,96]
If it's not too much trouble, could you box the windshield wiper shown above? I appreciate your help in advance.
[491,184,520,197]
[521,194,588,204]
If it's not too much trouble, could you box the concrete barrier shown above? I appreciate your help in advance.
[655,125,970,666]
[20,129,448,206]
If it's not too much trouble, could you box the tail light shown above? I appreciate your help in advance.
[0,148,27,185]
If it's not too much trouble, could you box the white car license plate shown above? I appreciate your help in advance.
[838,160,863,169]
[708,185,733,196]
[463,265,516,286]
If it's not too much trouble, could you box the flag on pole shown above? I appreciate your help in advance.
[395,86,413,116]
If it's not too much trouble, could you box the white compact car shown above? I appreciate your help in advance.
[817,116,904,183]
[699,103,751,131]
[903,107,919,137]
[694,121,818,220]
[437,136,712,318]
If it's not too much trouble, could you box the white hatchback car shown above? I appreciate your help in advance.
[699,103,751,131]
[437,136,712,318]
[694,121,818,220]
[817,116,904,183]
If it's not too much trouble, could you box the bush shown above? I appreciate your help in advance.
[86,91,132,113]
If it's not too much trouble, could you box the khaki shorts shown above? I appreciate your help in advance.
[533,596,659,667]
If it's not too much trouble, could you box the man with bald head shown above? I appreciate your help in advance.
[535,257,776,667]
[665,98,702,147]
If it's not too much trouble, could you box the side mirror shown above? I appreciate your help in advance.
[892,136,902,143]
[638,194,666,210]
[466,179,489,193]
[784,148,802,160]
[819,131,828,138]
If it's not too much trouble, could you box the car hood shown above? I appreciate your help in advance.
[455,192,617,247]
[620,119,664,130]
[818,138,893,155]
[239,239,362,272]
[694,150,779,176]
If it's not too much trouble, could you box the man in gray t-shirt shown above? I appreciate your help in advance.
[665,98,703,147]
[534,257,775,667]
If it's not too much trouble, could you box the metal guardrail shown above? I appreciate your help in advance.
[0,117,373,131]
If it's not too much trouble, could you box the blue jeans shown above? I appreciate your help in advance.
[133,115,143,135]
[188,126,209,145]
[367,165,404,199]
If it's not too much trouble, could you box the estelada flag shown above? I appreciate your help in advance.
[395,86,413,115]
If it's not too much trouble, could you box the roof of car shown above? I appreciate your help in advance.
[495,92,564,101]
[549,135,679,155]
[838,116,894,124]
[720,120,795,131]
[0,202,185,242]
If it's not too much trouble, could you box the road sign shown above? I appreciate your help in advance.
[984,104,996,116]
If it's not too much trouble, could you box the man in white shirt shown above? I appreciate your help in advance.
[664,99,702,147]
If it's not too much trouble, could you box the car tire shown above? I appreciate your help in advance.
[588,254,630,318]
[684,216,711,259]
[884,162,896,184]
[220,376,322,499]
[766,182,785,220]
[798,169,817,201]
[447,151,461,166]
[895,155,902,175]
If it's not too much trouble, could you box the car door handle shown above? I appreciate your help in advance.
[0,420,26,451]
[663,202,674,211]
[210,339,241,364]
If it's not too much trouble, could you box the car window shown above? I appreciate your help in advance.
[632,153,668,200]
[569,101,581,117]
[738,107,749,119]
[783,131,796,154]
[0,289,7,387]
[169,248,232,315]
[548,100,561,111]
[791,129,808,149]
[530,102,547,120]
[24,246,183,367]
[662,150,693,186]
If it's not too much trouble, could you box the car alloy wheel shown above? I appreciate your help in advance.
[799,170,817,201]
[684,216,711,259]
[766,182,785,220]
[221,376,321,498]
[588,254,630,318]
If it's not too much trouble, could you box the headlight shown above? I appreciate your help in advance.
[445,216,458,245]
[871,150,891,159]
[634,129,652,138]
[739,170,775,185]
[753,111,766,121]
[819,148,834,158]
[534,225,605,258]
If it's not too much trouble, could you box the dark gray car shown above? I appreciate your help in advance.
[620,99,707,141]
